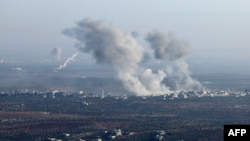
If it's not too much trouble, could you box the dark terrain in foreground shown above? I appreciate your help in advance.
[0,93,250,141]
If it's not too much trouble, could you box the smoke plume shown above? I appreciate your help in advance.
[50,47,62,61]
[56,53,78,70]
[145,31,202,91]
[63,18,202,96]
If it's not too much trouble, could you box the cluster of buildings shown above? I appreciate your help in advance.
[45,129,167,141]
[46,128,129,141]
[0,88,250,99]
[166,89,250,99]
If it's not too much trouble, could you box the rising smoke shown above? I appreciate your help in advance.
[145,32,188,60]
[50,47,62,61]
[145,31,202,91]
[56,53,78,70]
[63,18,202,96]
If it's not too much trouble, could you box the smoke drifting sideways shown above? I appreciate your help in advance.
[50,47,62,61]
[54,53,78,71]
[63,18,202,96]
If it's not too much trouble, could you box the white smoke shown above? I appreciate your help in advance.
[63,18,202,96]
[50,47,62,61]
[56,53,78,70]
[145,31,202,91]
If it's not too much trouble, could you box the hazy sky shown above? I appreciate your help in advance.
[1,0,250,72]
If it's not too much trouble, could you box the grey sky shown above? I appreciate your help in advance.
[1,0,250,72]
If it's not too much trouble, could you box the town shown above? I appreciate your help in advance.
[0,88,250,141]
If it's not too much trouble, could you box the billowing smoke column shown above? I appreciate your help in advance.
[50,47,62,61]
[56,53,78,70]
[145,31,202,91]
[63,18,202,96]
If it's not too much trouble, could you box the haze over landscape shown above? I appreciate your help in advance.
[1,1,250,141]
[1,0,250,95]
[1,0,250,73]
[1,1,250,94]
